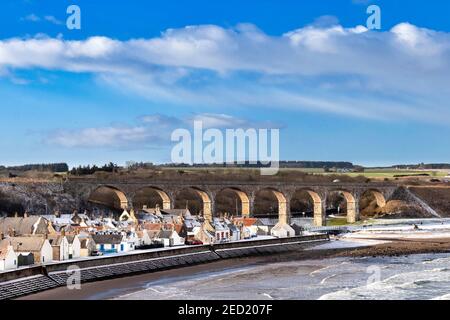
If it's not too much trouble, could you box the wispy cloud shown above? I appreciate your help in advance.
[45,113,280,149]
[2,22,450,123]
[20,13,63,25]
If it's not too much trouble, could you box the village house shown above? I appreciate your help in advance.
[42,211,91,229]
[0,239,17,271]
[195,227,215,244]
[233,217,259,238]
[47,233,70,261]
[141,222,162,239]
[66,234,81,259]
[119,209,138,224]
[290,223,304,236]
[135,209,160,224]
[77,233,96,257]
[91,233,135,254]
[135,229,153,247]
[0,216,52,236]
[227,223,241,241]
[5,236,53,264]
[180,217,202,241]
[157,229,185,247]
[212,218,231,243]
[91,234,123,254]
[271,223,295,238]
[200,218,230,243]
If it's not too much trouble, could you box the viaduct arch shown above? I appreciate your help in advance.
[78,181,395,227]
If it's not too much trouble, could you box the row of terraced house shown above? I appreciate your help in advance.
[0,206,303,272]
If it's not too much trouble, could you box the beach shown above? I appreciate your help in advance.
[20,222,450,300]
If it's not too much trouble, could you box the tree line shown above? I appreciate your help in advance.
[69,162,119,175]
[1,163,69,172]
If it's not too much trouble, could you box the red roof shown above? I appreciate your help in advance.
[233,217,257,227]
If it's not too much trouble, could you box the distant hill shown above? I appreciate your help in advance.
[160,161,355,169]
[1,163,69,173]
[392,164,450,170]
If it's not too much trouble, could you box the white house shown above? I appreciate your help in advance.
[136,229,152,246]
[212,218,230,243]
[227,224,241,242]
[157,230,185,247]
[7,236,53,264]
[91,233,135,253]
[91,234,123,254]
[67,235,81,259]
[271,223,295,238]
[48,235,70,261]
[0,241,17,271]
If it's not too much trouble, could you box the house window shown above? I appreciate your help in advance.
[216,233,220,240]
[120,244,124,251]
[14,260,16,265]
[221,232,224,239]
[112,244,115,249]
[100,244,105,251]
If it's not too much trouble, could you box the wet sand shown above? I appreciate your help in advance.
[19,237,450,300]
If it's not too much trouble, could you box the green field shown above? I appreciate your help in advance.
[158,166,449,179]
[279,168,448,179]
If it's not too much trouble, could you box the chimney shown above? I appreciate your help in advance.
[61,228,66,237]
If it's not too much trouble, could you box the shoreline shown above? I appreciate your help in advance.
[19,236,450,300]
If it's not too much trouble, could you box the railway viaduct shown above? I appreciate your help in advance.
[63,178,398,227]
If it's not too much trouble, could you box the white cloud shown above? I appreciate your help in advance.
[2,22,450,123]
[22,14,40,22]
[21,13,63,25]
[45,113,279,149]
[44,16,63,25]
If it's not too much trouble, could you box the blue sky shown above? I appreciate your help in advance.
[1,0,450,167]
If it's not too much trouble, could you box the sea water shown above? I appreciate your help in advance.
[115,253,450,300]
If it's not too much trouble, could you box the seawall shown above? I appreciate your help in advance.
[0,234,328,300]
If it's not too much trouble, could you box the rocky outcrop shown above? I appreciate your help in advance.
[0,182,77,216]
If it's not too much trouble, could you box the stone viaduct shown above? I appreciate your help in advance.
[64,178,398,227]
